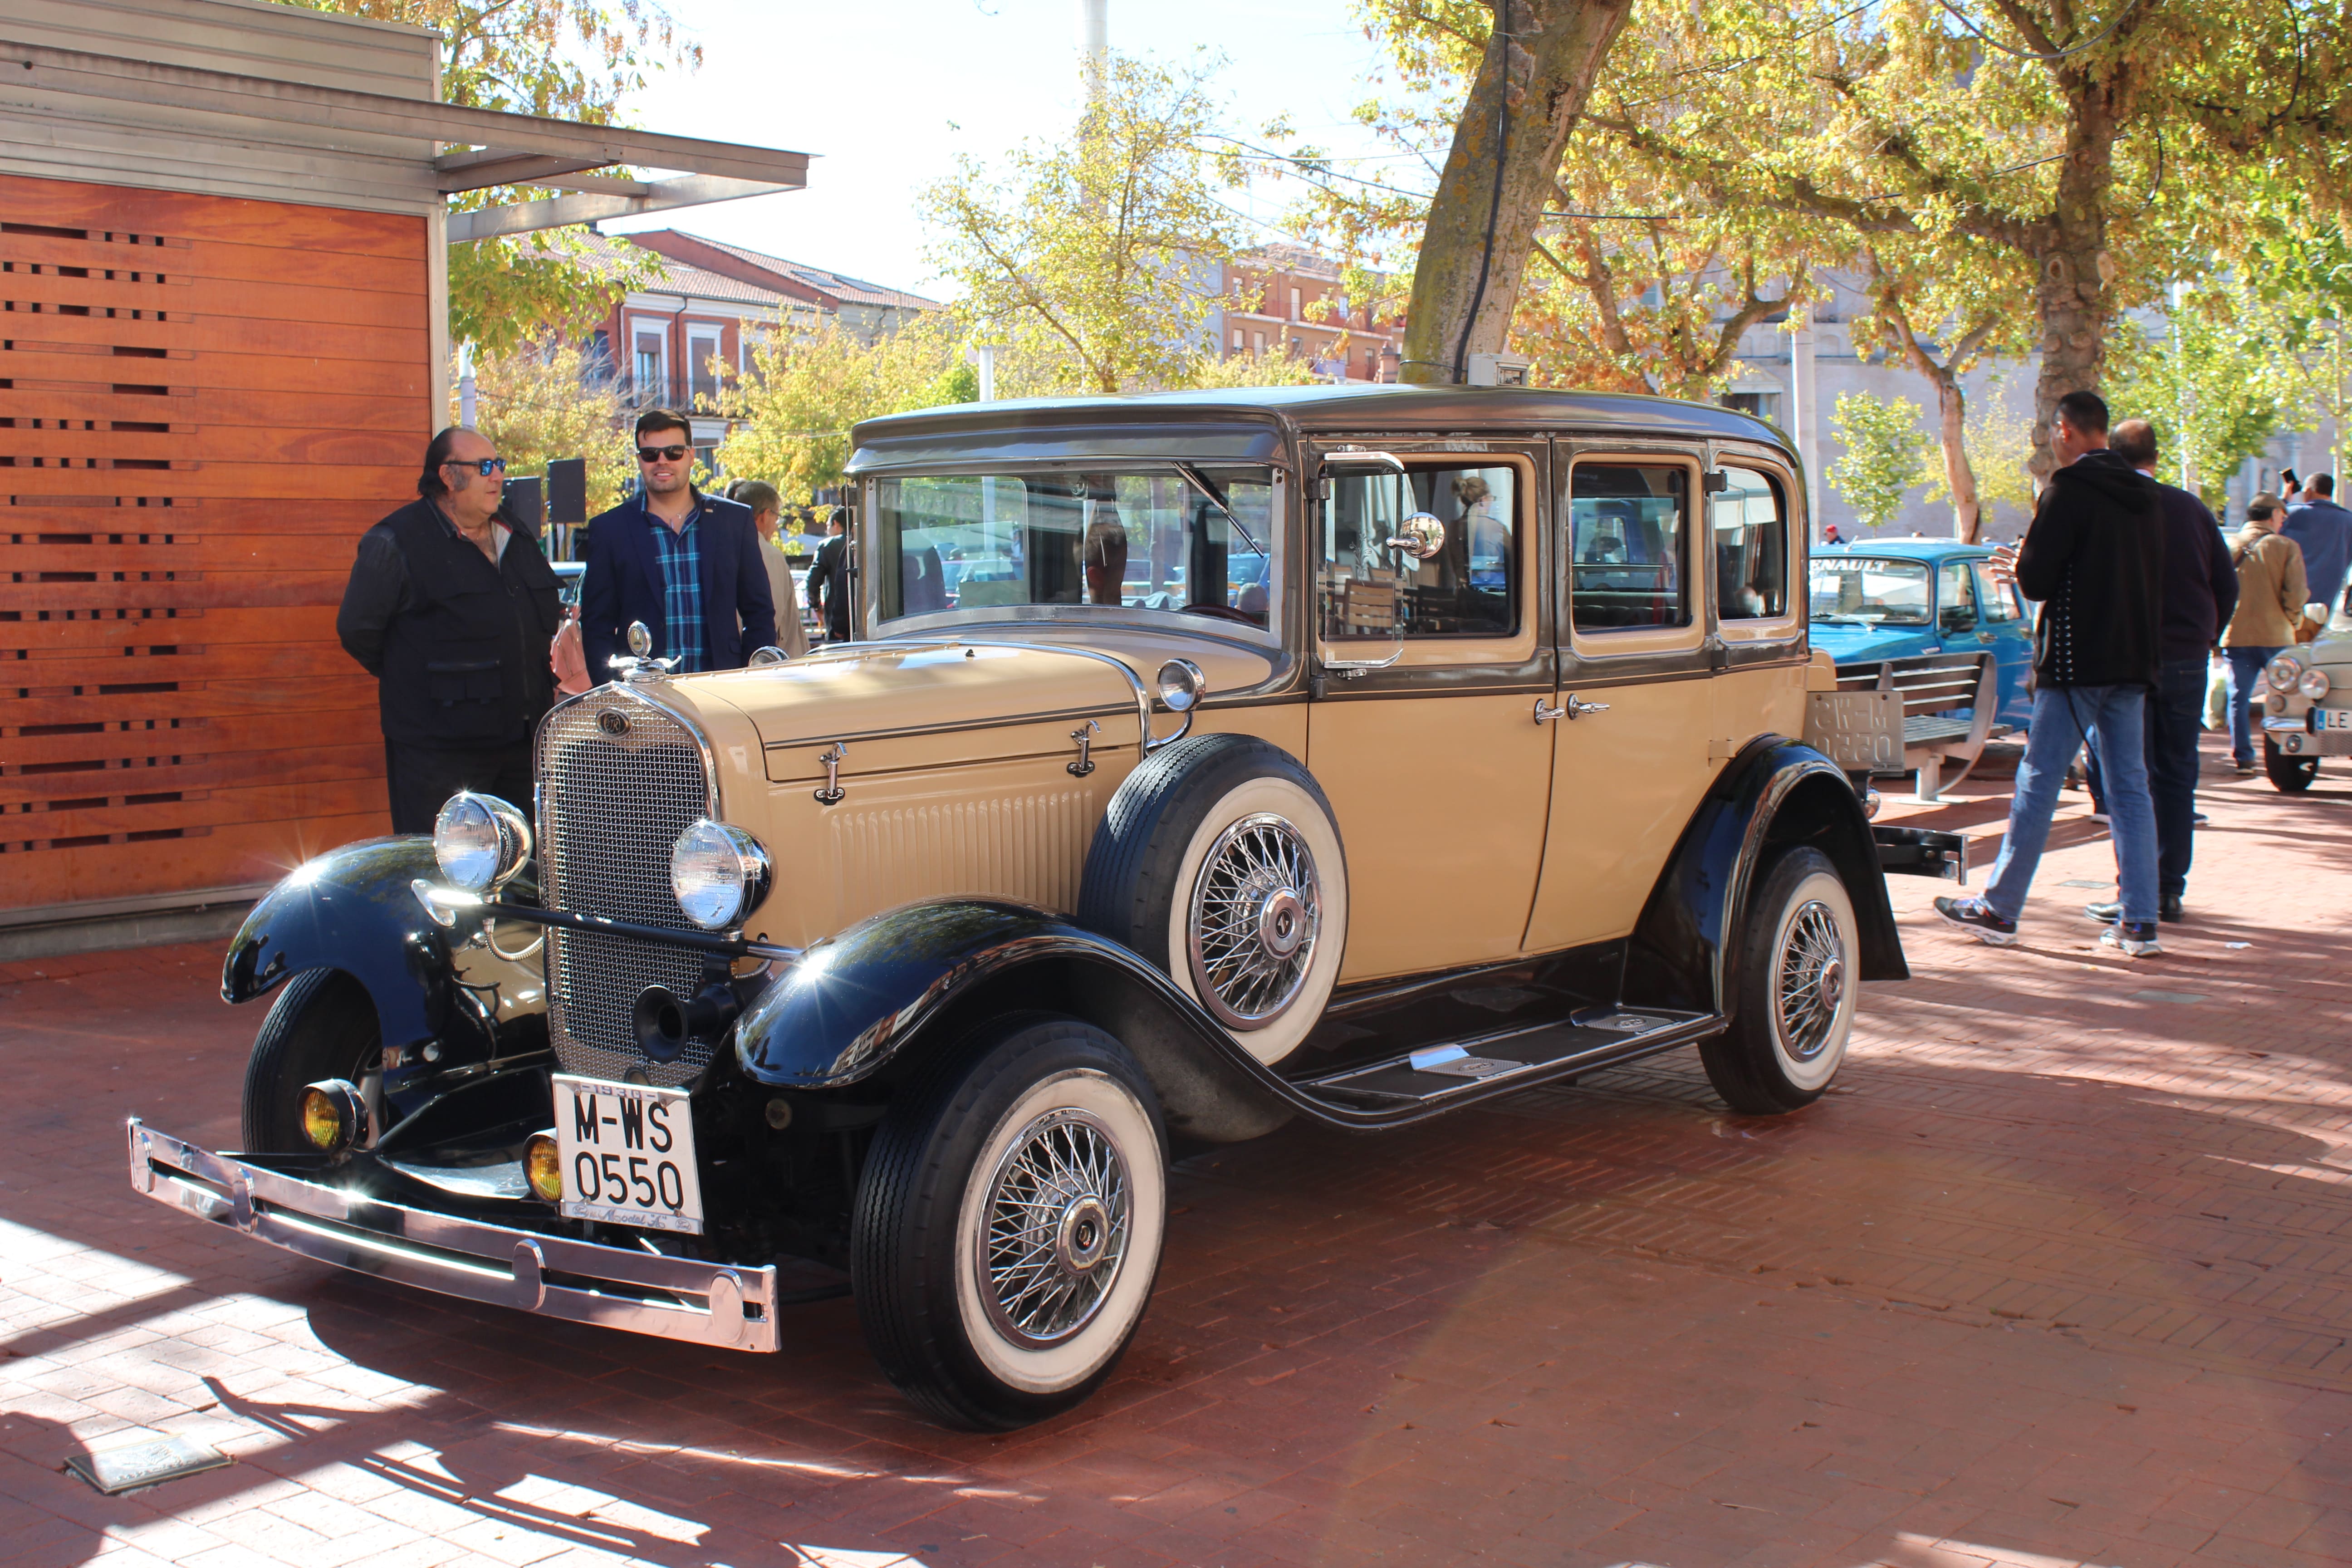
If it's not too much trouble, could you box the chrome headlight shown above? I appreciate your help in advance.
[670,819,772,930]
[2265,652,2304,692]
[1156,658,1207,712]
[2299,666,2332,701]
[433,792,531,893]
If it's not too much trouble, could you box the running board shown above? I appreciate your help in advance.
[1295,1008,1716,1110]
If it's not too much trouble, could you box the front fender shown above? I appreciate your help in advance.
[734,899,1295,1142]
[220,837,512,1060]
[1627,739,1908,1014]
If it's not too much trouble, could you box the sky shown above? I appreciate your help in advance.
[603,0,1413,299]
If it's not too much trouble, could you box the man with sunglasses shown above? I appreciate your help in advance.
[337,424,564,833]
[579,409,776,682]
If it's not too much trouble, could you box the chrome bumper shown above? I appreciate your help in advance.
[126,1119,780,1352]
[2262,716,2352,756]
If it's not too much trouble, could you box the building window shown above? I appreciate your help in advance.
[1289,287,1302,321]
[1721,391,1782,427]
[1231,328,1243,354]
[1252,331,1266,357]
[687,325,721,408]
[629,320,667,407]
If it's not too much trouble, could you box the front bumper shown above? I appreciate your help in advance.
[127,1120,781,1352]
[2263,716,2352,757]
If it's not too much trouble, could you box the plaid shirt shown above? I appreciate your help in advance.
[643,502,708,672]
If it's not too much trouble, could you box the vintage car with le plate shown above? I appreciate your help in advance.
[2255,628,2351,792]
[128,387,1959,1430]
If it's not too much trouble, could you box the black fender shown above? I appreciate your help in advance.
[220,837,538,1082]
[1625,738,1908,1015]
[733,899,1297,1142]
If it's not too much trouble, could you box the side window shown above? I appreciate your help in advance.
[1570,463,1690,632]
[1938,560,1979,632]
[1318,462,1518,640]
[1973,563,2022,622]
[1711,467,1788,621]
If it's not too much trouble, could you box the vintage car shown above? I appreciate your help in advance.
[127,387,1959,1431]
[1809,539,2035,733]
[2255,629,2352,791]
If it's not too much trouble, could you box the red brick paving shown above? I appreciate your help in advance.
[4,731,2350,1567]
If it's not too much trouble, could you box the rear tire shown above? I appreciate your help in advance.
[2264,737,2320,794]
[1699,848,1859,1116]
[852,1014,1167,1430]
[240,970,381,1152]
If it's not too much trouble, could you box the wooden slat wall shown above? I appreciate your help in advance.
[1,172,429,909]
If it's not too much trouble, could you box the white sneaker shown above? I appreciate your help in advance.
[2100,922,2162,958]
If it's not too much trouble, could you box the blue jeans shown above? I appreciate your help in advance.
[1984,684,2160,926]
[2223,647,2278,765]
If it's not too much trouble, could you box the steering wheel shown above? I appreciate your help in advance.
[1181,603,1262,626]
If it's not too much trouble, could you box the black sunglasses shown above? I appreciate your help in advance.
[637,444,690,463]
[444,456,507,476]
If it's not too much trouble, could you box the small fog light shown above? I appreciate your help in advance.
[523,1131,563,1201]
[299,1079,368,1154]
[1155,658,1206,713]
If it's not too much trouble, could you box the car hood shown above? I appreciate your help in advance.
[677,629,1280,785]
[1808,621,1940,666]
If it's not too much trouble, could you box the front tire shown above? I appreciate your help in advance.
[853,1015,1168,1430]
[1699,848,1859,1116]
[240,970,382,1151]
[2264,737,2320,794]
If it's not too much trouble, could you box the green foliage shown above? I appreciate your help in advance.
[1827,391,1932,534]
[1940,397,2037,516]
[719,319,976,500]
[2108,283,2309,506]
[453,342,634,516]
[283,0,696,348]
[1183,345,1327,388]
[920,52,1252,395]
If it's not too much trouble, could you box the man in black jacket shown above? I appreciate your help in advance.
[1938,391,2168,956]
[809,509,852,642]
[2078,420,2238,925]
[338,426,563,834]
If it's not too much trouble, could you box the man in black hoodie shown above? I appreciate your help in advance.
[1937,390,2167,956]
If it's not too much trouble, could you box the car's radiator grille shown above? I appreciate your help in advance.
[537,690,713,1088]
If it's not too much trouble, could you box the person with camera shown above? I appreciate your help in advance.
[579,410,776,680]
[337,426,564,834]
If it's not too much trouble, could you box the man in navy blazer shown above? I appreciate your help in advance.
[581,408,776,681]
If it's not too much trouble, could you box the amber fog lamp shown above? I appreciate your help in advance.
[299,1079,368,1155]
[523,1132,563,1201]
[670,819,772,930]
[433,791,531,893]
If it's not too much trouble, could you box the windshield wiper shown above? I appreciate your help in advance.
[1173,462,1264,558]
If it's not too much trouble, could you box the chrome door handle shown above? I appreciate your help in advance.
[1534,694,1611,724]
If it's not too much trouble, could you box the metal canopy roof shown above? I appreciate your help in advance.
[1,36,809,239]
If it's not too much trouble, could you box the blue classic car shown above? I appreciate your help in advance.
[1809,539,2036,733]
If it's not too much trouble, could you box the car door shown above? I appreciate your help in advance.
[1522,443,1719,953]
[1305,441,1554,981]
[1970,559,2034,729]
[1705,456,1808,756]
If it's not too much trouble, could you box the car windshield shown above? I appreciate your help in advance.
[873,466,1277,632]
[1809,556,1931,626]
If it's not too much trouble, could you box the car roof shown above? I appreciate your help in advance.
[852,383,1787,451]
[1816,539,1991,560]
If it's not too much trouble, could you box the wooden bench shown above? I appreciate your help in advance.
[1834,652,1999,803]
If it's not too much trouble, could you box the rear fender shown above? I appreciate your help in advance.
[734,899,1294,1143]
[1626,739,1907,1014]
[220,838,541,1072]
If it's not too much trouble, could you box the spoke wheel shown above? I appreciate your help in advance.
[1187,814,1321,1029]
[1699,848,1859,1115]
[978,1109,1131,1346]
[1774,900,1847,1061]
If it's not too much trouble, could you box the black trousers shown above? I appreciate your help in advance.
[2083,657,2209,897]
[385,740,535,836]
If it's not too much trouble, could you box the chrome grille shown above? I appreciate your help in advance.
[537,689,713,1088]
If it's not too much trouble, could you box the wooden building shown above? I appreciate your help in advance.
[0,0,806,955]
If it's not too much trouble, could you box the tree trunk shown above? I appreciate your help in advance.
[1399,0,1635,385]
[1931,373,1980,542]
[2025,70,2127,480]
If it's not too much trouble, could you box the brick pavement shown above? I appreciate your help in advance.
[3,730,2350,1568]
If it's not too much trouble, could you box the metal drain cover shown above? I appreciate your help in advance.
[65,1434,230,1495]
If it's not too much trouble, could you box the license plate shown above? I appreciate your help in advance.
[553,1073,704,1234]
[2323,707,2352,731]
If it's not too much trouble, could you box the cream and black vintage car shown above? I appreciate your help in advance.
[128,387,1960,1429]
[2256,629,2351,792]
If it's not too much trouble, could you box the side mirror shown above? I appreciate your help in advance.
[747,646,791,669]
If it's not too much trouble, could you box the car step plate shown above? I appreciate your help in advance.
[1300,1009,1706,1107]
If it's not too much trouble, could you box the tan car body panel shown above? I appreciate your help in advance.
[628,634,1297,951]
